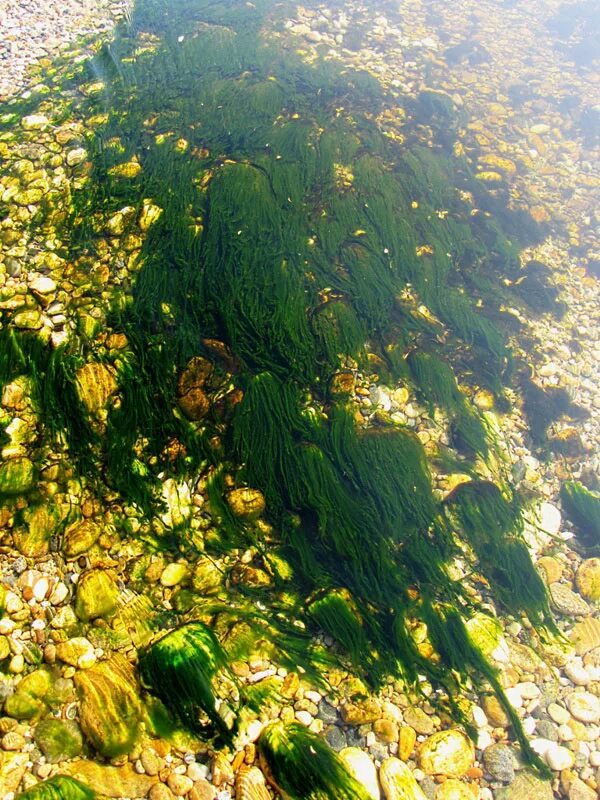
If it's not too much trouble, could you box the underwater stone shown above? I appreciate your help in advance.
[549,583,590,616]
[379,757,428,800]
[398,726,417,760]
[226,488,266,520]
[21,115,50,130]
[159,479,191,529]
[342,699,382,725]
[566,691,600,723]
[63,520,102,558]
[15,505,60,558]
[570,616,600,655]
[4,691,43,720]
[15,776,94,800]
[418,730,474,777]
[159,562,189,587]
[191,559,222,595]
[74,654,141,758]
[235,765,270,800]
[434,779,475,800]
[55,637,96,668]
[65,762,156,798]
[74,569,118,621]
[66,148,87,167]
[75,363,117,415]
[0,457,36,496]
[339,748,380,800]
[575,559,600,601]
[177,357,214,395]
[178,387,210,420]
[139,200,163,231]
[12,310,43,329]
[482,743,515,782]
[34,718,83,763]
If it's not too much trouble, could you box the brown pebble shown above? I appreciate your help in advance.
[189,780,216,800]
[167,774,193,796]
[465,767,483,779]
[149,783,175,800]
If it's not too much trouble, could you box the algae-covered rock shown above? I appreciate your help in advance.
[159,479,191,529]
[465,613,504,657]
[0,457,36,496]
[65,761,156,798]
[418,730,474,777]
[55,637,96,668]
[15,504,61,558]
[75,569,118,621]
[34,718,83,762]
[139,200,163,231]
[178,387,210,420]
[75,654,141,758]
[191,558,222,595]
[339,747,380,799]
[226,488,265,520]
[575,558,600,601]
[16,776,94,800]
[379,757,428,800]
[75,363,118,415]
[434,779,477,800]
[4,667,52,718]
[63,520,101,558]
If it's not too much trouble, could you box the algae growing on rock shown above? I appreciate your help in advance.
[0,0,573,792]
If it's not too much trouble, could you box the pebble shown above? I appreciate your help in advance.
[548,703,571,725]
[167,774,194,796]
[482,743,515,782]
[567,692,600,724]
[545,743,575,771]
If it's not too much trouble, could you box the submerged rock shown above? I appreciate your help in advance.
[0,456,35,496]
[15,504,60,558]
[575,558,600,601]
[235,766,270,800]
[34,718,83,762]
[226,487,266,520]
[65,762,156,798]
[379,757,428,800]
[75,569,118,621]
[418,730,474,777]
[63,519,101,558]
[339,747,381,800]
[74,654,141,757]
[74,363,118,415]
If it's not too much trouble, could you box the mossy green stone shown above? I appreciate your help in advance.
[74,654,141,758]
[16,775,95,800]
[34,718,83,763]
[15,505,61,558]
[0,457,36,496]
[4,691,43,720]
[75,569,118,621]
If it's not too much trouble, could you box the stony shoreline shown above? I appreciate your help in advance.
[0,2,599,800]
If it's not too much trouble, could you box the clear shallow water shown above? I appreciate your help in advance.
[0,1,599,798]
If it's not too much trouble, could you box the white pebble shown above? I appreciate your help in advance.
[472,706,488,728]
[567,692,600,724]
[545,744,575,771]
[295,710,312,726]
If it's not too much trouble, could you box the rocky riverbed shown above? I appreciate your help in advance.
[0,1,599,800]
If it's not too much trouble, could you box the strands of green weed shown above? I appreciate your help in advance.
[560,481,600,548]
[258,721,374,800]
[444,481,556,632]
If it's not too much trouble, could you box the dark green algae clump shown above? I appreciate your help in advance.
[0,0,560,782]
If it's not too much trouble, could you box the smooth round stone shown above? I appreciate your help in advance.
[435,779,477,799]
[545,743,575,771]
[548,703,571,725]
[539,502,561,536]
[339,747,380,800]
[575,559,600,601]
[483,743,515,782]
[565,663,591,686]
[418,730,474,777]
[160,563,189,587]
[567,692,600,723]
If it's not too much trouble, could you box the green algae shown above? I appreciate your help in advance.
[259,720,374,800]
[0,0,560,777]
[16,777,94,800]
[561,481,600,549]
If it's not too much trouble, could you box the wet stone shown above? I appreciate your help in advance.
[324,725,347,751]
[317,700,339,724]
[482,743,515,782]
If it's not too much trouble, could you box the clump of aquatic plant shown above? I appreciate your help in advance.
[258,721,373,800]
[444,481,556,632]
[139,622,238,742]
[560,481,600,548]
[16,777,94,800]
